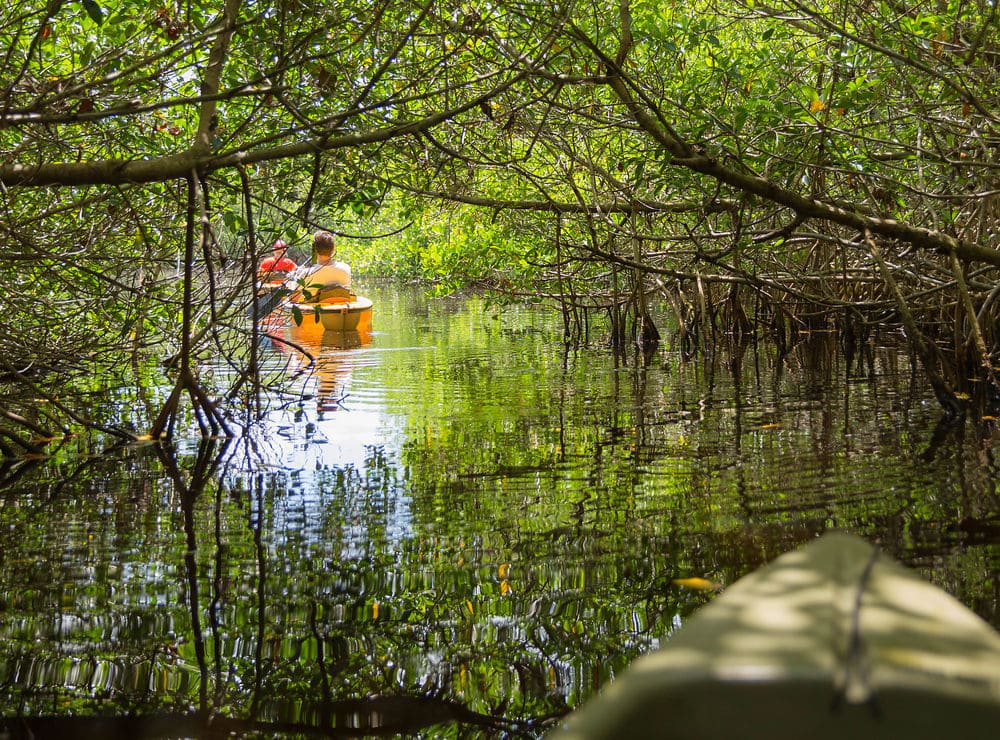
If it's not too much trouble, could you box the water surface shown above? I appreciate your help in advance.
[1,285,998,737]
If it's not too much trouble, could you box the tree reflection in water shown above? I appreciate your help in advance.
[0,440,552,737]
[1,289,999,738]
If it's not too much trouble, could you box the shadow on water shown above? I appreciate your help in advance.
[0,287,999,737]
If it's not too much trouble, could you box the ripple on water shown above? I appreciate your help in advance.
[3,288,998,733]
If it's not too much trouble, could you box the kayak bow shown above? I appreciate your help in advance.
[551,532,1000,739]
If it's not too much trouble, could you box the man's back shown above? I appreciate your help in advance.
[296,261,352,300]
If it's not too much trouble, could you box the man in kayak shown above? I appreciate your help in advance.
[257,239,298,281]
[289,230,352,302]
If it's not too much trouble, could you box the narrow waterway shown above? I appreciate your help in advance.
[1,285,997,737]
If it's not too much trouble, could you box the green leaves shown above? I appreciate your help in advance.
[80,0,103,25]
[222,210,245,234]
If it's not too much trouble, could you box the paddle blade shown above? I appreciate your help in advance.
[251,285,291,319]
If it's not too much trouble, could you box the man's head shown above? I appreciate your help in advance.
[272,239,287,256]
[313,230,335,257]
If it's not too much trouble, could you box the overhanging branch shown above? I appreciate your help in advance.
[0,71,529,188]
[578,30,1000,270]
[380,176,737,215]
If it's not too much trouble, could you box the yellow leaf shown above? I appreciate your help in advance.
[955,392,971,400]
[672,577,723,591]
[372,601,379,620]
[761,423,782,429]
[809,98,825,113]
[466,599,474,615]
[498,563,510,579]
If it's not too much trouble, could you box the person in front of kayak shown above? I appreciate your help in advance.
[257,239,298,281]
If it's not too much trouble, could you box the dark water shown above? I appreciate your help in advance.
[1,285,998,737]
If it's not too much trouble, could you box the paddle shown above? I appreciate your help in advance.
[251,282,293,318]
[250,259,313,319]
